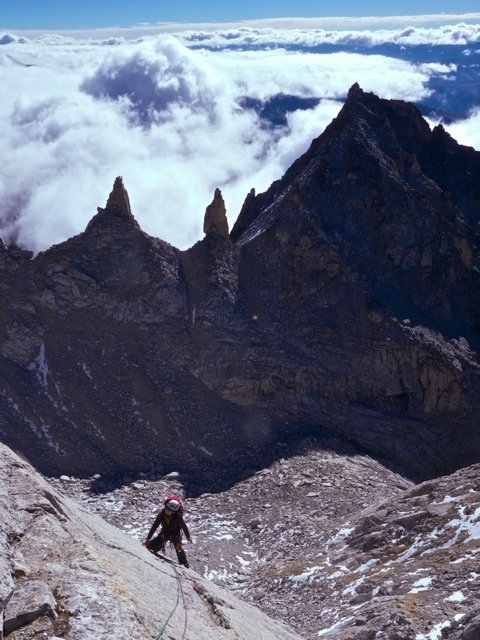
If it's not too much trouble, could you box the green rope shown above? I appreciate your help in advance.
[154,565,181,640]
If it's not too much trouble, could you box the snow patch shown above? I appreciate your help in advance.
[342,575,365,597]
[409,576,433,593]
[445,591,465,602]
[291,565,321,583]
[198,446,213,456]
[415,620,451,640]
[318,615,355,637]
[355,558,378,574]
[446,506,480,542]
[395,534,427,562]
[28,342,49,387]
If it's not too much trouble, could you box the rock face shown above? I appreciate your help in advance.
[0,442,303,640]
[1,85,480,484]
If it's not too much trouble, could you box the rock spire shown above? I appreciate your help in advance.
[104,176,133,218]
[203,188,230,242]
[85,176,139,234]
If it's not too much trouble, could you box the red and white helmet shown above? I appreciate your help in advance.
[165,499,180,512]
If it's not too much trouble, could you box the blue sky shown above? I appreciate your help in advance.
[2,0,480,29]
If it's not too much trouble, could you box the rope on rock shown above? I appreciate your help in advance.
[154,571,180,640]
[153,547,188,640]
[173,562,188,640]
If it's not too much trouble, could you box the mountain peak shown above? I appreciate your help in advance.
[345,82,384,108]
[85,176,140,234]
[347,82,364,100]
[342,82,426,132]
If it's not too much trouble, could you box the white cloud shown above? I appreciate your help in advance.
[80,37,221,124]
[3,13,480,41]
[0,31,476,254]
[444,109,480,151]
[176,21,480,49]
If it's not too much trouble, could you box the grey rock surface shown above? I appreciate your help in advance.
[4,580,57,635]
[0,442,303,640]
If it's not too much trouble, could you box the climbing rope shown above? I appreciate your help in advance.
[153,570,180,640]
[153,546,188,640]
[172,562,188,640]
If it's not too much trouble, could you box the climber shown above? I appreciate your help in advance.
[143,497,192,568]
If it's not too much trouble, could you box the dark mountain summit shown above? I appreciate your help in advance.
[232,83,480,328]
[1,85,480,489]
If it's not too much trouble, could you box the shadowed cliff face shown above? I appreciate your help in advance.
[1,86,480,486]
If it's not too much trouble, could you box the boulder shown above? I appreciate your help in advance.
[4,579,56,635]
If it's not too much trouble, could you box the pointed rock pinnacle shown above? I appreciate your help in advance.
[105,176,133,219]
[347,82,364,100]
[203,188,230,242]
[85,177,139,235]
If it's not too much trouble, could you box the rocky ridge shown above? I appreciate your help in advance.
[1,86,480,485]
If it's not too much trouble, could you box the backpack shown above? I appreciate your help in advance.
[164,494,184,515]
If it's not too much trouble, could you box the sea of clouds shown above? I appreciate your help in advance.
[1,20,480,253]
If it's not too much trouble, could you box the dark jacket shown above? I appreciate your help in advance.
[147,508,190,541]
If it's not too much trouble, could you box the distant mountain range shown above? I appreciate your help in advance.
[1,84,480,488]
